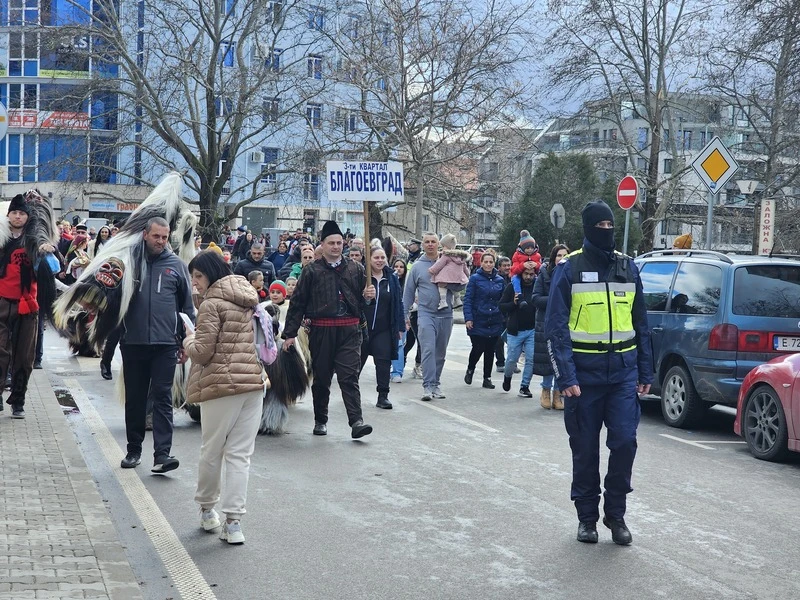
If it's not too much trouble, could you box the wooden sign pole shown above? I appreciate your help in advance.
[363,201,371,282]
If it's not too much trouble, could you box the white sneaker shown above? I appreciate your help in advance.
[219,520,245,544]
[200,508,221,532]
[412,364,423,379]
[421,388,433,402]
[391,375,402,383]
[432,387,446,399]
[437,301,448,310]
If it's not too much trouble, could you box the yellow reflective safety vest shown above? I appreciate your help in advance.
[566,249,637,354]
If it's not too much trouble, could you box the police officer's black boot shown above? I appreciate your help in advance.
[577,521,598,543]
[603,517,632,545]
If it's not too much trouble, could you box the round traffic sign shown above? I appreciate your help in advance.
[617,175,639,210]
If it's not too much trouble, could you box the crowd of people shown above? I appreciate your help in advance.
[1,188,652,547]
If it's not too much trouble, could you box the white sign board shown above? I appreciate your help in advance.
[691,136,739,194]
[326,160,404,203]
[758,199,776,255]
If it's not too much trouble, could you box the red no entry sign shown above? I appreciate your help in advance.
[617,175,639,210]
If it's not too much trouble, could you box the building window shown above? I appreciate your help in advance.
[5,134,37,182]
[8,31,38,77]
[637,157,647,171]
[681,129,692,151]
[375,76,386,91]
[306,102,322,129]
[609,129,617,141]
[663,158,672,174]
[637,127,648,150]
[263,47,282,72]
[335,107,358,132]
[261,147,279,183]
[307,6,324,30]
[225,0,236,16]
[346,14,360,39]
[264,97,279,123]
[266,0,282,22]
[307,55,322,79]
[7,0,39,26]
[304,173,319,201]
[660,219,681,235]
[215,95,233,117]
[219,41,235,67]
[663,128,669,145]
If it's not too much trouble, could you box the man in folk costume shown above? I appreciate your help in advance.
[53,172,197,472]
[282,220,374,439]
[0,191,58,418]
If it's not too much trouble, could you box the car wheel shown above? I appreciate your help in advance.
[184,403,201,423]
[742,385,789,462]
[661,365,707,428]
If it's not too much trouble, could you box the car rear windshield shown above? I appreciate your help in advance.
[733,265,800,317]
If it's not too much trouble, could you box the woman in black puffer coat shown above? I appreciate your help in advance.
[532,244,569,410]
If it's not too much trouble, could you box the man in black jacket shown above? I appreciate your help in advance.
[233,242,276,284]
[282,221,374,439]
[498,261,537,397]
[120,217,194,473]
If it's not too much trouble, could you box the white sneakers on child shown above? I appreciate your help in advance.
[219,520,245,544]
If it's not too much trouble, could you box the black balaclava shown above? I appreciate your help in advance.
[582,200,615,252]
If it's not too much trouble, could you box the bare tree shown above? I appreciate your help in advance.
[58,0,345,237]
[707,0,800,252]
[541,0,711,252]
[327,0,534,237]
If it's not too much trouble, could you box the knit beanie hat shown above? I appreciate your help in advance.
[518,230,537,250]
[269,280,287,297]
[320,220,344,241]
[206,242,224,255]
[673,233,693,249]
[441,233,457,250]
[581,201,615,229]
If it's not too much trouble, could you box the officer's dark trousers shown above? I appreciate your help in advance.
[309,324,364,426]
[121,344,178,459]
[563,380,640,523]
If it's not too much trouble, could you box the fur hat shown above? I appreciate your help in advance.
[440,233,458,250]
[269,280,287,296]
[518,230,537,250]
[673,233,693,249]
[319,220,344,241]
[8,194,30,216]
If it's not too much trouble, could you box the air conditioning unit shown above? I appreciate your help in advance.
[250,151,265,163]
[331,210,344,221]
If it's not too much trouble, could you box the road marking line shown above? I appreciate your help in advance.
[692,441,747,444]
[659,434,715,450]
[65,379,218,600]
[409,398,499,433]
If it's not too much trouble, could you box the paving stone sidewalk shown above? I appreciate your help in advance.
[0,370,143,600]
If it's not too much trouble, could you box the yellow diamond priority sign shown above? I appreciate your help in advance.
[691,136,739,194]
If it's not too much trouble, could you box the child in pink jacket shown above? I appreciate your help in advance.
[428,234,471,310]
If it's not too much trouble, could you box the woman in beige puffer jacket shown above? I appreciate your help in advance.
[184,250,266,545]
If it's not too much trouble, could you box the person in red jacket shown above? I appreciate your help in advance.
[510,230,542,308]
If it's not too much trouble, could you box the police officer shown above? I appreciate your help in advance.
[544,200,652,545]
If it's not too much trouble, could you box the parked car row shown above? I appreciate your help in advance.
[634,249,800,461]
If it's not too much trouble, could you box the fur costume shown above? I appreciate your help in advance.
[0,190,58,322]
[258,303,312,435]
[52,172,197,354]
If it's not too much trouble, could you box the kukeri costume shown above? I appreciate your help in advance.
[0,191,58,414]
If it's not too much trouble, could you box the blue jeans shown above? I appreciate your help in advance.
[504,329,535,387]
[541,374,554,390]
[391,331,406,377]
[511,274,522,296]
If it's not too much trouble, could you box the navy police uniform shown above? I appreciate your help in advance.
[545,200,652,542]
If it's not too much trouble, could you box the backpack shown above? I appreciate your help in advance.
[253,303,278,366]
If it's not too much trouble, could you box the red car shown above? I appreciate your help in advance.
[734,353,800,461]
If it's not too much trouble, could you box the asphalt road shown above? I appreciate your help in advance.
[43,326,800,600]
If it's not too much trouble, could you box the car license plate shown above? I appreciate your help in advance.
[773,336,800,351]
